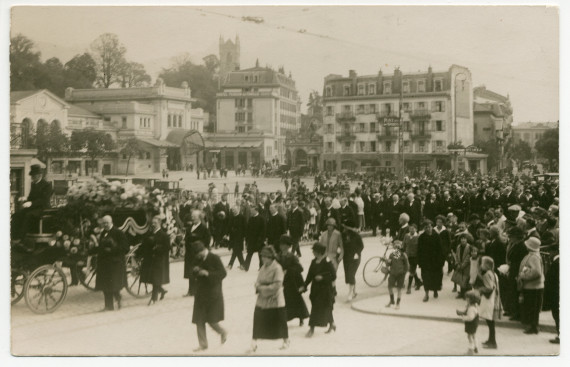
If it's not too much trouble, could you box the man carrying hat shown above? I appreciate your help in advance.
[191,241,228,352]
[11,164,53,241]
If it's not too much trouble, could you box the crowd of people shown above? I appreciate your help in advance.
[68,168,561,353]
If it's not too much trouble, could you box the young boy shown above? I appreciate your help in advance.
[385,240,409,310]
[403,224,422,293]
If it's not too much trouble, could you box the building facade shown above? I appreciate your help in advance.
[214,61,301,167]
[512,121,558,162]
[321,65,486,174]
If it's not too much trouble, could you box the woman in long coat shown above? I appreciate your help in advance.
[251,246,290,352]
[417,220,444,302]
[184,209,211,296]
[278,235,309,326]
[140,215,170,304]
[302,242,337,337]
[341,225,364,301]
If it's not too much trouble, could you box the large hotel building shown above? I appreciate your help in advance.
[321,65,487,174]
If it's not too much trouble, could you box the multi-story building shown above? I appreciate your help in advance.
[213,60,301,168]
[321,65,487,174]
[512,121,558,152]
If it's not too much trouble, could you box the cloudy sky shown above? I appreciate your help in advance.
[10,5,559,122]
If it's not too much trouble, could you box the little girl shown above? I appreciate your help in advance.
[469,245,481,290]
[457,290,481,355]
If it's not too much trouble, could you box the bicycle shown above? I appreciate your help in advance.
[362,236,394,287]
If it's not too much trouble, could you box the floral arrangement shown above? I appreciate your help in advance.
[48,231,91,256]
[66,177,149,209]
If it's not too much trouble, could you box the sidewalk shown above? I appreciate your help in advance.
[351,273,556,333]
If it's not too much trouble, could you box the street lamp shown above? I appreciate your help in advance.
[453,72,467,172]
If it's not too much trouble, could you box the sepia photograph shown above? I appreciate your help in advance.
[4,0,562,359]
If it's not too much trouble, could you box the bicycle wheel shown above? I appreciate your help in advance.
[77,256,97,291]
[363,256,388,287]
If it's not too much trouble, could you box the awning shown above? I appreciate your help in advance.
[204,141,263,149]
[137,137,179,148]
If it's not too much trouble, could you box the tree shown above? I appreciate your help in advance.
[159,59,217,114]
[535,127,559,171]
[479,139,501,172]
[202,54,219,75]
[119,138,143,176]
[70,130,116,176]
[90,33,127,88]
[64,53,97,89]
[10,34,44,91]
[119,61,151,88]
[508,140,532,166]
[39,57,66,97]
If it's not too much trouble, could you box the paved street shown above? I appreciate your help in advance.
[11,236,558,356]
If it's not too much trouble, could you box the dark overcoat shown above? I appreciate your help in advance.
[246,214,266,253]
[184,222,211,278]
[267,213,287,247]
[96,226,129,292]
[139,229,170,286]
[228,213,246,252]
[304,258,336,327]
[192,252,227,324]
[278,252,309,321]
[287,208,305,239]
[417,231,444,291]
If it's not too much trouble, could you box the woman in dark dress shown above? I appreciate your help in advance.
[341,225,364,301]
[278,235,309,326]
[301,242,337,337]
[139,215,170,305]
[417,219,444,302]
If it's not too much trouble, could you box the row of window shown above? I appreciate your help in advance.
[280,100,297,113]
[235,98,253,108]
[167,114,183,128]
[325,120,446,133]
[325,140,447,153]
[326,101,446,116]
[235,112,253,122]
[139,117,151,129]
[325,79,444,97]
[280,87,297,100]
[280,114,297,125]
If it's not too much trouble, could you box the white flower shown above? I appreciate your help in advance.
[120,193,128,200]
[56,231,63,238]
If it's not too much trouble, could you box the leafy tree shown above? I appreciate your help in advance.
[64,53,97,89]
[535,127,559,171]
[39,57,66,97]
[90,33,127,88]
[159,59,217,114]
[119,61,151,88]
[10,34,44,91]
[46,121,70,155]
[70,130,116,176]
[119,138,143,176]
[479,139,501,171]
[203,54,219,75]
[508,140,532,166]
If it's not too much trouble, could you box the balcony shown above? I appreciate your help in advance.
[409,109,431,120]
[336,112,356,121]
[410,129,432,139]
[336,131,356,142]
[377,132,398,141]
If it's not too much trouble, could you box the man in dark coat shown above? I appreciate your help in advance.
[287,200,305,257]
[370,193,384,236]
[140,215,170,303]
[213,194,231,248]
[267,204,287,253]
[191,241,228,352]
[96,215,129,311]
[339,197,357,229]
[184,210,211,297]
[403,193,422,227]
[503,227,529,321]
[453,189,470,223]
[384,194,403,235]
[440,190,455,217]
[417,220,444,302]
[227,207,246,269]
[422,193,440,223]
[11,164,53,240]
[244,205,266,271]
[319,197,339,232]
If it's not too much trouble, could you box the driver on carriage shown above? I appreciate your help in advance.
[11,164,53,241]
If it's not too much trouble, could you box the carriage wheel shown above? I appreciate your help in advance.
[362,256,388,288]
[77,256,97,291]
[125,246,151,298]
[24,264,68,314]
[11,269,27,305]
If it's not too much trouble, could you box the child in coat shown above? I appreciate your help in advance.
[457,290,481,355]
[385,241,409,310]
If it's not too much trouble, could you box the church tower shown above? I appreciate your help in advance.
[219,35,240,86]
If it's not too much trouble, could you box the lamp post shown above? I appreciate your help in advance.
[453,72,467,172]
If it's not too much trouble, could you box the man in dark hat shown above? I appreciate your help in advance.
[11,164,53,240]
[502,226,529,321]
[191,241,228,352]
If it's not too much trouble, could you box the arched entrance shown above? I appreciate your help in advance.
[295,149,308,166]
[166,129,205,171]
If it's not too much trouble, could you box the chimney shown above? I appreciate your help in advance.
[349,70,357,78]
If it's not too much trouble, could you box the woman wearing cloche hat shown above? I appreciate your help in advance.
[517,237,545,334]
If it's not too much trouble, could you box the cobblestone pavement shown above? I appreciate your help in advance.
[11,235,559,356]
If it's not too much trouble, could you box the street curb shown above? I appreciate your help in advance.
[350,298,556,334]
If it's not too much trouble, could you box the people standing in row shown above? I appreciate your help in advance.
[140,215,170,305]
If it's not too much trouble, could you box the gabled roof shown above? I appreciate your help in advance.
[10,89,70,108]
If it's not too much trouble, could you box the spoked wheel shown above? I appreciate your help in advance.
[125,245,151,298]
[363,256,388,287]
[77,256,97,291]
[24,264,68,314]
[11,269,27,305]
